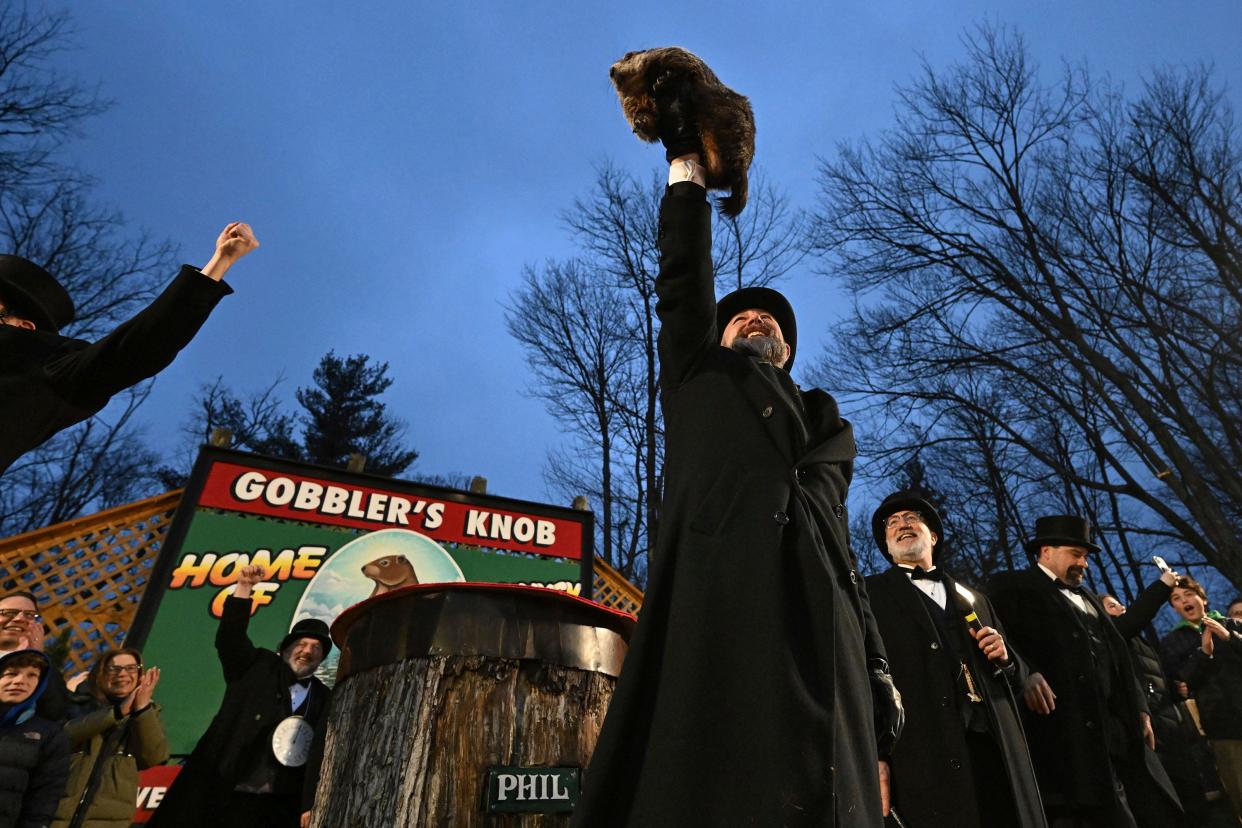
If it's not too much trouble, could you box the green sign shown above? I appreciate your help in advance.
[486,767,580,813]
[128,448,594,756]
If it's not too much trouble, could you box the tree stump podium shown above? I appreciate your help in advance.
[312,583,634,827]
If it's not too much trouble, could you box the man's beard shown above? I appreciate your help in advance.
[285,652,317,679]
[1064,565,1086,586]
[890,536,931,564]
[730,335,786,366]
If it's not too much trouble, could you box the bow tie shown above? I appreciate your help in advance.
[909,567,943,582]
[1055,580,1085,595]
[292,678,312,689]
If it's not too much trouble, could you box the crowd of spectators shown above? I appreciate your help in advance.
[0,548,1240,827]
[0,575,328,828]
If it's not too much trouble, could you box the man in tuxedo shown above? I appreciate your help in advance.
[988,515,1177,828]
[865,491,1046,828]
[150,565,331,828]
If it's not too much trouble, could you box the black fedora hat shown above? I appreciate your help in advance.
[716,286,797,371]
[1023,514,1101,557]
[871,490,944,563]
[278,617,332,657]
[0,255,74,332]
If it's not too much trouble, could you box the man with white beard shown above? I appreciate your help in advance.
[864,491,1047,828]
[150,565,331,828]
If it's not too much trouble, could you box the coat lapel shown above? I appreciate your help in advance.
[732,359,806,462]
[882,567,940,642]
[1029,567,1090,635]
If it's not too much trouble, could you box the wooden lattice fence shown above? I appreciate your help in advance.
[0,490,182,676]
[592,557,644,615]
[0,490,643,676]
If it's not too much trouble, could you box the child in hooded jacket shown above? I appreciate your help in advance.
[0,650,70,828]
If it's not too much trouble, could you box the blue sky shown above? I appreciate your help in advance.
[50,0,1242,504]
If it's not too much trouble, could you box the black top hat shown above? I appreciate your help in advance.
[1023,515,1101,557]
[716,286,797,371]
[871,490,944,563]
[0,255,74,332]
[278,618,333,657]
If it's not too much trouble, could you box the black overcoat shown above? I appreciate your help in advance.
[866,567,1046,828]
[573,183,887,827]
[148,597,329,828]
[0,266,231,475]
[986,568,1179,813]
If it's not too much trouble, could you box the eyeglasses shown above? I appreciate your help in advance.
[883,511,924,530]
[105,664,141,675]
[0,610,41,622]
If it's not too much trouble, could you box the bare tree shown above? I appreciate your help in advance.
[0,6,178,535]
[509,161,807,583]
[809,24,1242,593]
[0,5,106,184]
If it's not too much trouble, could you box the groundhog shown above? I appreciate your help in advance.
[610,46,755,217]
[361,554,419,597]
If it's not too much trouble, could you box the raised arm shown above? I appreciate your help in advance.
[1110,572,1175,640]
[216,565,265,682]
[655,171,718,388]
[42,222,259,407]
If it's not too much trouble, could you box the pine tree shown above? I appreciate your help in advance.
[296,352,418,476]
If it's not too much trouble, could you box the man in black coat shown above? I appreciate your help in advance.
[149,565,331,828]
[1102,576,1207,827]
[573,80,902,826]
[987,515,1178,828]
[0,221,258,475]
[865,491,1046,828]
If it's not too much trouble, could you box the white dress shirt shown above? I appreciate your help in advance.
[1038,562,1088,613]
[898,564,947,610]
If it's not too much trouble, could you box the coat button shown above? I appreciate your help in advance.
[762,406,774,418]
[796,468,807,481]
[930,642,940,650]
[949,759,961,770]
[255,714,262,721]
[1084,720,1096,730]
[833,504,844,518]
[773,511,789,525]
[941,697,950,708]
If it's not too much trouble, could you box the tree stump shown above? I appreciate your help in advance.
[312,584,633,827]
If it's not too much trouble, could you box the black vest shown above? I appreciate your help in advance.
[914,587,990,733]
[233,682,318,797]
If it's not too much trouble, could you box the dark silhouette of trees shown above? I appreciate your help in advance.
[297,351,418,476]
[162,351,421,484]
[507,162,806,584]
[809,24,1242,596]
[0,6,177,535]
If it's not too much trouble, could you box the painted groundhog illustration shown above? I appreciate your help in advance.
[610,46,755,217]
[361,554,420,597]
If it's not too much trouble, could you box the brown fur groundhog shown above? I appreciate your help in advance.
[609,46,755,217]
[361,554,419,598]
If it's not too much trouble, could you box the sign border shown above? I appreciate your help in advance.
[127,446,595,650]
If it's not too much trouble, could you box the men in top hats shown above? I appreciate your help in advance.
[865,491,1046,828]
[987,516,1180,828]
[149,565,331,828]
[573,77,901,827]
[0,222,258,475]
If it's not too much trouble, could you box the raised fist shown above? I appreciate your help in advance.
[215,222,259,261]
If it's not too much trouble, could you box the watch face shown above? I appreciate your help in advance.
[271,716,314,767]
